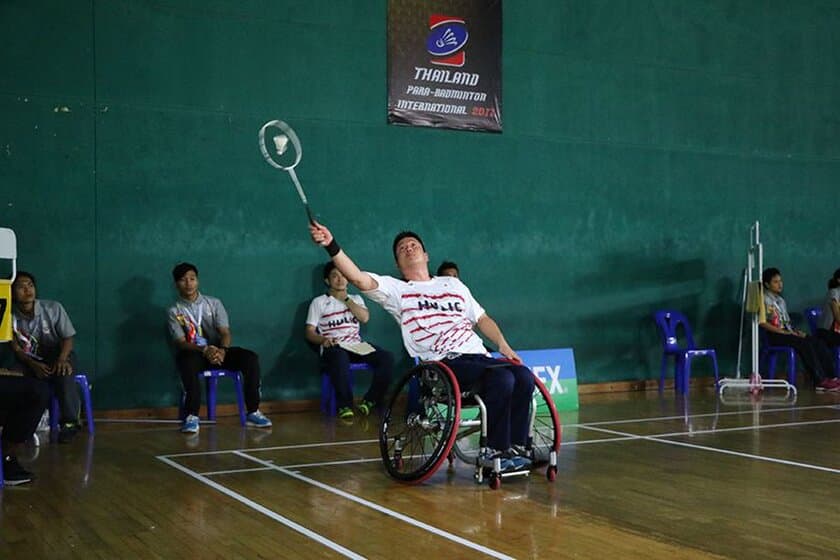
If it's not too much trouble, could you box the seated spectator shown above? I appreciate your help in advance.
[167,263,271,434]
[0,369,49,485]
[305,262,393,420]
[8,271,81,443]
[436,261,459,278]
[816,268,840,354]
[760,267,839,391]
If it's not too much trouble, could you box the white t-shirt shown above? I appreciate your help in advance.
[305,294,366,344]
[363,273,488,361]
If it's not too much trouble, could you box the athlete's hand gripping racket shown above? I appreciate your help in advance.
[258,120,314,224]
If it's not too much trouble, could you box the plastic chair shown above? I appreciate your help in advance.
[320,362,372,416]
[48,373,95,434]
[203,369,247,426]
[759,329,797,385]
[653,310,720,394]
[804,307,821,335]
[178,369,247,425]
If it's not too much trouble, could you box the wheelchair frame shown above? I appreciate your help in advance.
[379,361,561,490]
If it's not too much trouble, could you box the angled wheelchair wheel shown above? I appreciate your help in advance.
[527,376,562,475]
[379,362,461,484]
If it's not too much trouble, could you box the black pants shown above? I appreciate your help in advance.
[15,349,81,424]
[766,331,835,383]
[816,328,840,376]
[321,345,393,409]
[442,354,535,451]
[176,347,262,416]
[0,375,49,445]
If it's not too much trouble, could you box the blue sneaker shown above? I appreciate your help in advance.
[508,446,533,470]
[246,410,272,428]
[181,414,200,434]
[478,449,515,473]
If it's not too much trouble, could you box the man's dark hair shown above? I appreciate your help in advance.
[172,262,198,282]
[12,270,36,289]
[392,231,425,260]
[323,261,337,279]
[762,267,781,287]
[436,261,459,276]
[829,268,840,290]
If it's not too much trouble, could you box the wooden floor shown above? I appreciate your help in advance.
[3,389,840,559]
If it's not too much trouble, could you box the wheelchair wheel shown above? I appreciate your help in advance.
[527,376,561,475]
[379,362,461,484]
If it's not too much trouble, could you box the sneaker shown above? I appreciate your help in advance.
[478,448,515,473]
[58,423,79,444]
[246,410,272,428]
[508,446,533,470]
[337,407,354,420]
[36,411,50,432]
[181,414,200,434]
[816,380,840,392]
[3,455,34,486]
[357,400,375,416]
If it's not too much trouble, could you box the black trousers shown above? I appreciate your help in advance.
[0,375,49,445]
[176,347,262,416]
[320,345,393,409]
[15,349,81,424]
[442,354,535,451]
[766,331,835,383]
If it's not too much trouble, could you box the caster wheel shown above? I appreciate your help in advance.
[546,465,557,482]
[489,475,501,490]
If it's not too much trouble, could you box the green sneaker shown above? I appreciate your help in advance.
[357,400,375,416]
[337,406,354,419]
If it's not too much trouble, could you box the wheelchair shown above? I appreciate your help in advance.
[378,360,561,490]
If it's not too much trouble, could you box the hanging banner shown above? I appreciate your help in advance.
[387,0,502,133]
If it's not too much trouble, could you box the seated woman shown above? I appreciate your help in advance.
[816,268,840,355]
[760,267,839,391]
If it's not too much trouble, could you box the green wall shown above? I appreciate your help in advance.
[2,1,839,409]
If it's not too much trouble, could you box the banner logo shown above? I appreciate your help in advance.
[427,15,469,67]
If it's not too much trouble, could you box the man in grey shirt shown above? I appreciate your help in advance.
[167,262,271,434]
[8,271,81,442]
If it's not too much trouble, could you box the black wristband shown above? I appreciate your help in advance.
[325,238,341,257]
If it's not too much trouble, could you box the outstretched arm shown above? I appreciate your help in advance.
[309,221,378,292]
[476,314,521,363]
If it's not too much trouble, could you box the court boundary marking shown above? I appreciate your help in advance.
[157,402,840,557]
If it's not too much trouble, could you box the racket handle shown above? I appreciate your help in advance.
[305,205,315,225]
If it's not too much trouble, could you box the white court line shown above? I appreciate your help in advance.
[203,417,840,473]
[570,404,840,427]
[161,405,840,460]
[161,438,378,458]
[234,451,516,560]
[156,455,366,559]
[199,466,275,476]
[649,417,840,439]
[580,425,840,475]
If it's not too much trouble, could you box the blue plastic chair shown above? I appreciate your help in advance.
[759,329,797,385]
[320,362,372,416]
[48,373,95,434]
[179,369,247,426]
[653,310,720,394]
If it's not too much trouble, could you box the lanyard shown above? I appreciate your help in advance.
[12,315,39,357]
[179,301,204,335]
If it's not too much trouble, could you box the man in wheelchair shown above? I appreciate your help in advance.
[309,222,534,473]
